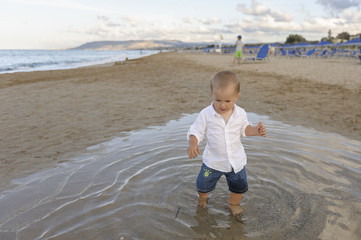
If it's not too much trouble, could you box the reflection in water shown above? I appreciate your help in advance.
[0,113,360,240]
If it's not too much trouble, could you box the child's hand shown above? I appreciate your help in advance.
[255,121,267,137]
[188,143,201,159]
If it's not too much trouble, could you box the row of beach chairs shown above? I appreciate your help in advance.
[202,45,361,62]
[278,48,361,58]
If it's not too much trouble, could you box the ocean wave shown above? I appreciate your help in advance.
[0,49,158,74]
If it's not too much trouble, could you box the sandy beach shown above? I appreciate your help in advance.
[0,52,360,191]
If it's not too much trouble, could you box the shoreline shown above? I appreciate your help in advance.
[0,52,360,191]
[0,49,159,75]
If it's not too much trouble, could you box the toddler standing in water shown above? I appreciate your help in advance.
[187,71,266,215]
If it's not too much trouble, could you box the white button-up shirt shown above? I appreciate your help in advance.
[187,103,251,173]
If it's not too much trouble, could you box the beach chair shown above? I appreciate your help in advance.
[244,44,269,62]
[318,49,328,58]
[328,49,337,57]
[304,48,315,57]
[295,49,302,56]
[287,49,295,57]
[287,49,302,57]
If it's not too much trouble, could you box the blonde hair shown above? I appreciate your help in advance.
[210,71,240,94]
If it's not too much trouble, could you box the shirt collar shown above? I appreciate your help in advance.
[210,102,220,117]
[210,102,239,118]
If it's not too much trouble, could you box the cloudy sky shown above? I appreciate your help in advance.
[1,0,361,49]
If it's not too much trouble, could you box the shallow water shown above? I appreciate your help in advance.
[0,49,158,74]
[0,113,360,240]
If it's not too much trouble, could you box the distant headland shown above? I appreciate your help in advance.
[69,40,208,50]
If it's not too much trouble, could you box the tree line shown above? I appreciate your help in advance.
[285,31,361,45]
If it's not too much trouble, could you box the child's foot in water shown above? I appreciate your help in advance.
[197,196,208,208]
[229,204,243,215]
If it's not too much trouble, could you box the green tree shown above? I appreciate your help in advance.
[337,32,350,41]
[320,37,328,42]
[285,34,306,44]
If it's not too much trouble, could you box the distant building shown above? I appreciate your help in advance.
[333,39,343,44]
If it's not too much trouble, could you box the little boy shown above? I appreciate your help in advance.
[233,35,245,64]
[187,71,266,215]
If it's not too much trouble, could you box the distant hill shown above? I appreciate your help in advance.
[69,40,209,50]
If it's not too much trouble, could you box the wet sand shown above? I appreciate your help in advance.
[0,52,360,192]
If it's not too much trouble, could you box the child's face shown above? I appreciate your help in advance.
[212,84,240,115]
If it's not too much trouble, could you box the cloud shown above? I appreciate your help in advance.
[237,1,269,15]
[316,0,361,16]
[197,18,222,25]
[67,15,226,43]
[97,16,109,21]
[182,17,192,24]
[237,0,293,22]
[19,0,119,14]
[66,3,361,47]
[237,15,300,33]
[232,0,361,43]
[300,17,345,33]
[121,16,142,27]
[270,10,293,22]
[341,8,361,22]
[95,15,119,27]
[316,0,360,10]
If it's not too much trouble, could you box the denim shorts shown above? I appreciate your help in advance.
[196,163,248,194]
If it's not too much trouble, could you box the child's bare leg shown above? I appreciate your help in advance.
[229,192,243,215]
[197,192,208,208]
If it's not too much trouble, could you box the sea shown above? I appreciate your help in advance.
[0,49,159,74]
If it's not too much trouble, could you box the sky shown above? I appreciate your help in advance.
[1,0,361,49]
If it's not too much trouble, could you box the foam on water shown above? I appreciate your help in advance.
[0,113,360,240]
[0,50,158,74]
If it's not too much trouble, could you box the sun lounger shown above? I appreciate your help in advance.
[318,49,328,57]
[244,44,269,62]
[304,48,315,57]
[287,49,296,57]
[328,49,337,57]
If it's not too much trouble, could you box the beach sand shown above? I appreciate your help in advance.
[0,52,360,191]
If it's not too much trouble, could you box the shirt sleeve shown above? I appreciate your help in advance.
[240,111,252,137]
[187,110,207,143]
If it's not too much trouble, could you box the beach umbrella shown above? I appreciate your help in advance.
[270,43,280,48]
[335,38,360,57]
[295,42,311,48]
[317,41,333,46]
[245,45,260,49]
[345,38,361,46]
[336,42,347,46]
[346,38,361,57]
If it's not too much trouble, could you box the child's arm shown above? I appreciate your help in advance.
[245,121,266,137]
[188,135,201,159]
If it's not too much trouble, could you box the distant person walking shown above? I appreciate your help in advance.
[233,35,245,65]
